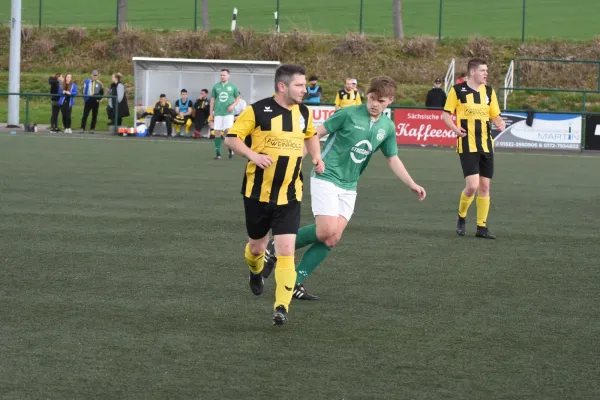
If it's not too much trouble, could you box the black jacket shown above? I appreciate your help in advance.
[425,87,447,108]
[194,98,210,117]
[49,77,61,102]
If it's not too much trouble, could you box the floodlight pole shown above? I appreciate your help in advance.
[8,0,22,128]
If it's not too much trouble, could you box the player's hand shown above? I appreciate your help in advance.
[410,183,426,201]
[455,127,467,137]
[250,153,273,169]
[312,158,325,174]
[494,119,506,132]
[227,105,234,113]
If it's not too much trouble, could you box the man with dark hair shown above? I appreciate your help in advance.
[225,64,324,326]
[148,94,173,137]
[425,78,447,108]
[441,58,506,239]
[210,69,240,159]
[304,75,322,104]
[174,89,194,137]
[48,73,63,133]
[262,76,427,301]
[193,89,210,139]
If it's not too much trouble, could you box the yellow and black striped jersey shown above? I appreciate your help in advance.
[444,82,501,154]
[227,97,316,205]
[335,89,362,109]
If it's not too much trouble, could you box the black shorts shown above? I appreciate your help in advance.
[459,152,494,179]
[243,197,301,240]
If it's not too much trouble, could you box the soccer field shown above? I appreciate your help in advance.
[1,134,599,399]
[11,0,598,39]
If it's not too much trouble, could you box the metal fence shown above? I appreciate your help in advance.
[6,0,596,40]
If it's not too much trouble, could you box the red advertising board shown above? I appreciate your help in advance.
[394,109,458,147]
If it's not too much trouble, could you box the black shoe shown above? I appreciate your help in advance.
[272,305,288,326]
[249,271,264,296]
[214,155,222,160]
[475,226,496,239]
[228,149,234,159]
[262,239,276,278]
[293,283,319,300]
[456,215,466,236]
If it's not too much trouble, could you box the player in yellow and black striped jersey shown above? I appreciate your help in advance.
[225,64,324,326]
[334,78,362,110]
[442,58,506,240]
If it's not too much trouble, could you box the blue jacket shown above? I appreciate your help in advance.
[82,78,104,102]
[305,85,321,104]
[58,83,78,107]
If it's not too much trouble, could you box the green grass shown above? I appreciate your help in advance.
[7,0,598,39]
[1,134,599,399]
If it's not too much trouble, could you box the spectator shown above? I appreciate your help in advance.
[107,73,130,128]
[351,78,364,100]
[80,70,104,134]
[174,89,194,137]
[48,73,62,133]
[335,77,362,110]
[456,72,468,84]
[58,73,78,134]
[148,94,173,137]
[233,91,247,121]
[193,89,210,139]
[304,75,322,104]
[425,78,447,108]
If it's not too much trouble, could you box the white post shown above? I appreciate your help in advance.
[274,11,279,33]
[230,8,237,31]
[8,0,22,127]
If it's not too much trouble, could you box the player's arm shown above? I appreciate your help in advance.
[185,101,193,116]
[381,127,425,200]
[386,156,426,201]
[224,107,272,169]
[303,115,324,173]
[489,88,506,131]
[175,100,181,115]
[441,87,466,137]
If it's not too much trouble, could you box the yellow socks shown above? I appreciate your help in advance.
[274,255,296,311]
[458,192,475,218]
[476,196,490,227]
[244,243,264,275]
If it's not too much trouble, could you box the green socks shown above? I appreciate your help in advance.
[215,136,222,155]
[296,242,331,284]
[295,224,318,250]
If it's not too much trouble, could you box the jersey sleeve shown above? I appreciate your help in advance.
[304,111,316,139]
[323,108,348,134]
[233,85,240,98]
[443,87,458,114]
[227,105,256,140]
[489,88,501,118]
[211,85,217,99]
[381,124,399,158]
[334,92,341,107]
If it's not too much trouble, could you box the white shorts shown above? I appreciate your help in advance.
[310,177,357,222]
[213,115,234,131]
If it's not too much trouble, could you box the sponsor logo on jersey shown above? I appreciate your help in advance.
[376,129,385,141]
[350,139,373,163]
[218,92,229,102]
[265,137,303,150]
[299,116,306,130]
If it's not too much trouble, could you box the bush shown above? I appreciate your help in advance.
[113,29,144,58]
[331,33,375,58]
[463,36,492,60]
[65,27,86,46]
[402,36,437,58]
[261,32,287,60]
[205,43,229,59]
[232,28,255,50]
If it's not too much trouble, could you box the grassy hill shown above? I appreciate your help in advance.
[1,26,599,127]
[4,0,598,39]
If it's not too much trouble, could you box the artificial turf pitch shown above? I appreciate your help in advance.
[0,133,598,399]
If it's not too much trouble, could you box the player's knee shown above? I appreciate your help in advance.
[478,182,490,195]
[316,225,336,243]
[324,232,341,248]
[464,184,478,196]
[248,241,266,256]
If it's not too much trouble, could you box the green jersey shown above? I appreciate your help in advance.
[211,81,239,116]
[315,105,398,190]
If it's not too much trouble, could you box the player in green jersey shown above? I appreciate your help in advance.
[210,69,240,160]
[262,76,427,299]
